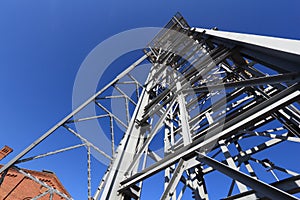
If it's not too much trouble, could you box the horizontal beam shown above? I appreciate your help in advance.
[195,28,300,56]
[195,28,300,73]
[119,84,300,190]
[184,72,300,93]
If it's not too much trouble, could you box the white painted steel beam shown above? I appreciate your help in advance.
[194,27,300,72]
[119,84,300,192]
[195,28,300,56]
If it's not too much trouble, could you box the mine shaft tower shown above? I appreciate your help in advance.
[1,13,300,200]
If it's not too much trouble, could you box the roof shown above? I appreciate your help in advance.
[0,164,71,199]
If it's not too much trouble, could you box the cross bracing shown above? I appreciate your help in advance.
[1,12,300,200]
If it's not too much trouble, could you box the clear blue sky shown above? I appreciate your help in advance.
[0,1,300,199]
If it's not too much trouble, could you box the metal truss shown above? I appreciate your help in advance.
[1,13,300,200]
[17,167,72,200]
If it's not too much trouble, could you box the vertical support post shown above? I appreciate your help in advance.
[176,81,192,146]
[87,145,92,199]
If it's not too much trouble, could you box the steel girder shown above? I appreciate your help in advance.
[117,13,300,200]
[1,13,300,200]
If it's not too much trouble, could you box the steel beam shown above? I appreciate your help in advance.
[0,54,149,175]
[185,72,300,93]
[2,13,300,200]
[223,175,300,200]
[197,153,298,200]
[161,159,186,200]
[119,84,300,190]
[195,27,300,73]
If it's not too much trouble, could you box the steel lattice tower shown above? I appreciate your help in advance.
[1,13,300,200]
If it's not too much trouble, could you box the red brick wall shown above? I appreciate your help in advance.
[0,167,71,200]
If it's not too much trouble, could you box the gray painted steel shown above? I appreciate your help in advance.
[1,13,300,200]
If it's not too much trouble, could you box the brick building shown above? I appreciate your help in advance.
[0,146,13,161]
[0,165,71,200]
